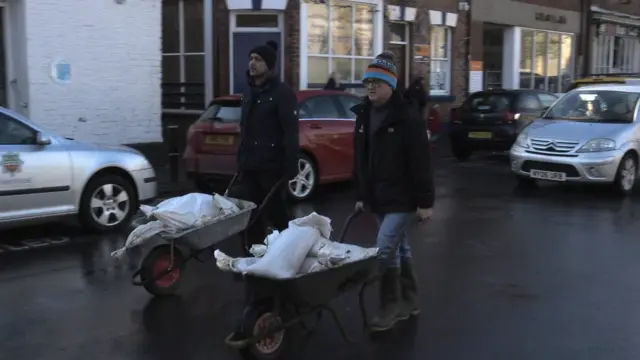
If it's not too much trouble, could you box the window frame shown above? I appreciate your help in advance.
[429,25,452,96]
[592,33,640,74]
[519,28,575,93]
[299,0,384,89]
[162,0,207,113]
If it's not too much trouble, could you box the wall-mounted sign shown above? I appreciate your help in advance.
[469,61,483,93]
[50,59,71,85]
[535,12,566,24]
[414,44,430,63]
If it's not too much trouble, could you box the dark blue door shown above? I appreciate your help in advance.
[232,32,281,94]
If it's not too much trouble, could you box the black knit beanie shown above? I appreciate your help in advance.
[249,41,278,70]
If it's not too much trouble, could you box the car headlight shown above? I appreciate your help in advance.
[577,138,616,153]
[514,133,529,148]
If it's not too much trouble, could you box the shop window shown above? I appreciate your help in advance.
[306,1,376,87]
[430,26,450,96]
[162,0,205,111]
[520,29,574,93]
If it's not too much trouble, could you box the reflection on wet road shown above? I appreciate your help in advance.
[3,156,640,360]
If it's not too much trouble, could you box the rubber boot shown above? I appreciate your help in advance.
[397,258,420,320]
[369,267,401,332]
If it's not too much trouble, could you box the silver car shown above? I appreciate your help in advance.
[510,85,640,195]
[0,107,157,231]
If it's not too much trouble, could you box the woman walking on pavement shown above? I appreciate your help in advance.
[352,51,435,332]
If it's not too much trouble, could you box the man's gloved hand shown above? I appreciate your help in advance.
[355,201,364,211]
[417,208,433,222]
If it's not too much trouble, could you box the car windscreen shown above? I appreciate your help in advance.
[542,90,639,123]
[197,100,242,123]
[461,93,513,113]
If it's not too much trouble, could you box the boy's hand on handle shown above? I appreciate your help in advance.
[355,201,364,212]
[417,208,433,222]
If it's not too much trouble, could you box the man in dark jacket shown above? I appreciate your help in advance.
[228,40,299,249]
[353,52,435,332]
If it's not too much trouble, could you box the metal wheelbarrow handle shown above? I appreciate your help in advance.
[336,208,363,243]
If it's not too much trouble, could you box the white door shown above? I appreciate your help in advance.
[0,111,74,221]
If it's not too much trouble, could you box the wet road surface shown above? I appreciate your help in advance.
[3,155,640,360]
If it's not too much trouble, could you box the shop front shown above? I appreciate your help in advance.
[471,0,580,93]
[589,6,640,75]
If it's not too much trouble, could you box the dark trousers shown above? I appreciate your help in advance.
[227,170,292,247]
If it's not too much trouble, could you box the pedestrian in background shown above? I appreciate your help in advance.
[228,40,299,249]
[352,51,435,331]
[324,72,345,91]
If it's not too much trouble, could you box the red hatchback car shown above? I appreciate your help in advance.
[184,90,363,201]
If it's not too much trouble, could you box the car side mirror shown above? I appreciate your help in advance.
[36,132,51,145]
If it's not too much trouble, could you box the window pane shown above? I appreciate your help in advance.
[548,33,561,93]
[308,3,329,54]
[430,59,449,93]
[430,27,447,59]
[236,14,279,28]
[520,30,534,89]
[534,31,547,90]
[162,55,181,83]
[185,55,205,109]
[560,35,573,92]
[183,0,204,53]
[308,57,329,85]
[354,58,371,81]
[355,4,374,56]
[332,58,352,83]
[185,54,204,82]
[337,95,362,119]
[0,114,36,145]
[162,0,179,53]
[331,2,353,56]
[389,22,406,43]
[303,96,341,118]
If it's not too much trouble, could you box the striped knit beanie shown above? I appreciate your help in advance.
[362,51,398,90]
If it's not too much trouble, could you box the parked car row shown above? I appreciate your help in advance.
[183,90,441,201]
[449,83,640,196]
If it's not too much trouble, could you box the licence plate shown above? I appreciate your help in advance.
[205,135,234,145]
[530,169,566,182]
[468,132,492,139]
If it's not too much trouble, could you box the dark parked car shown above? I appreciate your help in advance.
[449,89,559,161]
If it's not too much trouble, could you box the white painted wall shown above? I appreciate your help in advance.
[21,0,162,144]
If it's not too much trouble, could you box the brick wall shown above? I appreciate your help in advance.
[285,0,301,89]
[23,0,162,144]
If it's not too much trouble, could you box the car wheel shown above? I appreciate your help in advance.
[79,173,137,233]
[613,153,637,196]
[287,154,317,202]
[515,175,537,188]
[451,144,472,161]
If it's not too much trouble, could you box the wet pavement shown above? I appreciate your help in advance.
[3,155,640,360]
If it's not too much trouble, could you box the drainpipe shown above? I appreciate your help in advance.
[580,0,592,76]
[204,0,215,100]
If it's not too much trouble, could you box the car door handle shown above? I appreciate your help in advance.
[309,124,322,129]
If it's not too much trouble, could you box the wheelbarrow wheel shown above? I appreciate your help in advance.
[139,245,185,296]
[239,305,291,360]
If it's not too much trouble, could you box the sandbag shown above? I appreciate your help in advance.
[244,225,320,279]
[140,193,221,229]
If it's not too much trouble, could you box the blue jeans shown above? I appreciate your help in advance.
[375,213,414,268]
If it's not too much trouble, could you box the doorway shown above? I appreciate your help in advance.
[230,12,283,94]
[388,22,410,90]
[483,23,506,89]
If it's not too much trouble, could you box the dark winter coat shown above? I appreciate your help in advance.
[237,74,299,178]
[351,92,435,213]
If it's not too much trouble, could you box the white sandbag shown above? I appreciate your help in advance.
[309,237,332,257]
[245,225,320,279]
[111,220,168,259]
[298,257,328,274]
[213,193,240,215]
[249,229,281,257]
[140,193,222,229]
[289,212,332,238]
[317,241,379,268]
